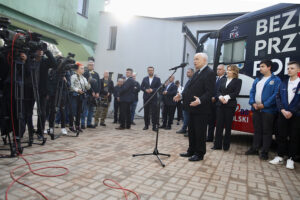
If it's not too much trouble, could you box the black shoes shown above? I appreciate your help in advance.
[245,148,259,155]
[188,155,203,162]
[143,126,149,130]
[115,126,125,130]
[165,126,171,130]
[131,121,136,125]
[206,139,213,142]
[159,125,166,129]
[87,124,96,128]
[184,133,188,137]
[211,146,222,150]
[69,126,76,133]
[76,126,83,132]
[259,152,269,160]
[152,127,158,131]
[180,152,193,157]
[100,123,106,126]
[176,129,186,134]
[81,125,86,129]
[113,121,117,124]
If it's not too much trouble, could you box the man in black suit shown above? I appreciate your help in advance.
[174,53,216,161]
[116,68,135,130]
[207,64,226,142]
[141,66,161,131]
[160,75,178,130]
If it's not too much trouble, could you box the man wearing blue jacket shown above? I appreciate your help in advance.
[269,61,300,169]
[245,60,281,160]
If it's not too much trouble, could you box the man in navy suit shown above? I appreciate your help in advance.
[207,64,226,142]
[141,66,161,131]
[116,68,135,130]
[160,75,178,130]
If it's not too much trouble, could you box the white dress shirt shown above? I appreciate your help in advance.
[288,77,300,104]
[149,77,153,85]
[255,75,271,104]
[219,78,233,102]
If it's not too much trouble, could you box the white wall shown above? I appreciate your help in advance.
[94,13,236,117]
[95,13,184,116]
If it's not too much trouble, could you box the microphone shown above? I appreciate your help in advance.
[169,62,188,71]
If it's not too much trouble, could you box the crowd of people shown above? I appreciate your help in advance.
[1,49,299,170]
[174,53,299,170]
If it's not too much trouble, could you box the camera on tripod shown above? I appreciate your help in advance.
[0,17,48,58]
[56,52,78,73]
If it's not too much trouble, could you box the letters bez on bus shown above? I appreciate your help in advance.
[253,9,299,76]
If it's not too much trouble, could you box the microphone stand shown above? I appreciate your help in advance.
[132,69,178,167]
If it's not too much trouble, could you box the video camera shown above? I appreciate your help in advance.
[0,17,47,57]
[56,52,78,72]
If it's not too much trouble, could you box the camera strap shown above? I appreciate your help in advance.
[77,74,85,93]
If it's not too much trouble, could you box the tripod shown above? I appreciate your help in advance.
[48,71,79,140]
[132,69,177,167]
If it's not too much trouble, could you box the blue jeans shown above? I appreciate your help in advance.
[130,101,138,122]
[182,110,189,131]
[81,98,94,126]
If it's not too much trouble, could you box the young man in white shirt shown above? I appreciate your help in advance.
[269,61,300,169]
[245,60,281,160]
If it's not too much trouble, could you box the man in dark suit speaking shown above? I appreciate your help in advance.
[116,68,135,130]
[174,53,216,161]
[141,66,161,131]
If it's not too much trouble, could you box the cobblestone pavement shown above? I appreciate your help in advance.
[0,119,300,200]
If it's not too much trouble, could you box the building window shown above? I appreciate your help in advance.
[77,0,89,17]
[108,26,117,50]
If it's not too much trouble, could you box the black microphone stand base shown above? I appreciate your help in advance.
[133,148,170,167]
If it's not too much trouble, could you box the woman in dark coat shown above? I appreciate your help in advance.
[212,65,242,151]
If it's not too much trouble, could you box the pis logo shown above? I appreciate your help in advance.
[230,26,239,39]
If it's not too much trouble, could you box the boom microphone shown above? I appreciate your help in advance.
[169,62,188,71]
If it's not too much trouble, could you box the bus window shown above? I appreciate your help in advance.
[219,39,247,64]
[198,31,217,65]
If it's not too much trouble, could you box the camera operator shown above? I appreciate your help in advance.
[29,46,57,139]
[69,63,91,132]
[46,57,70,135]
[81,60,100,129]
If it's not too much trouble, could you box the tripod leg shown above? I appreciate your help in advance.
[158,153,171,157]
[7,133,16,157]
[132,153,154,157]
[155,154,165,167]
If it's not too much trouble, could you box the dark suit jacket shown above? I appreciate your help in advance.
[119,77,135,103]
[162,82,178,106]
[99,78,114,102]
[133,81,141,102]
[214,76,227,99]
[216,78,242,108]
[141,76,161,101]
[182,66,216,114]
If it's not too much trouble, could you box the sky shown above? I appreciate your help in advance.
[105,0,299,18]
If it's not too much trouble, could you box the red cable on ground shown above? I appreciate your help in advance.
[6,32,140,200]
[5,33,77,200]
[103,179,141,200]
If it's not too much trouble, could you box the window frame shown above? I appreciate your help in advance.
[77,0,89,18]
[107,26,118,50]
[218,37,247,65]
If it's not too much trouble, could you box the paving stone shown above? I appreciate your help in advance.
[0,119,299,200]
